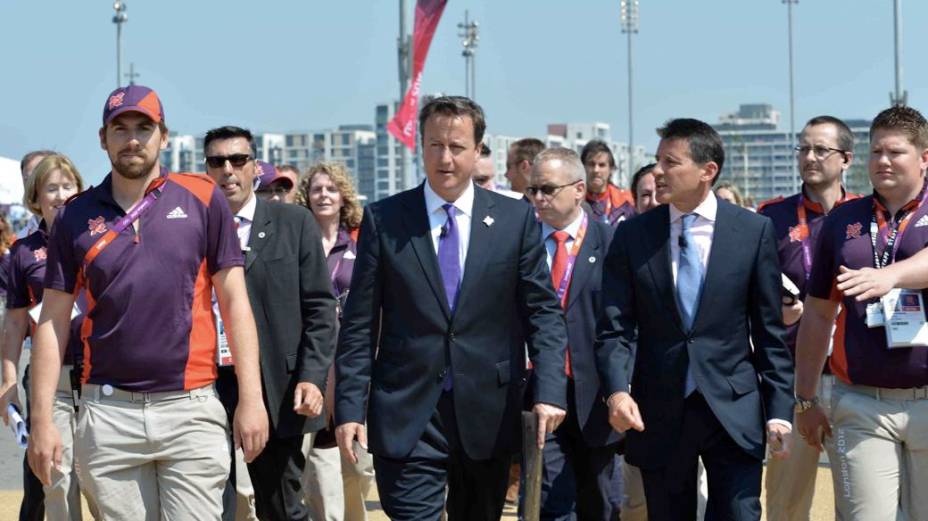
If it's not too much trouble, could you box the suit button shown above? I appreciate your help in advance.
[688,338,695,344]
[437,369,447,382]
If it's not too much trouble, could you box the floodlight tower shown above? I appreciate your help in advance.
[113,1,128,88]
[620,0,639,176]
[458,11,479,99]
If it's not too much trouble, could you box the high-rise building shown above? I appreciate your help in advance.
[714,104,871,204]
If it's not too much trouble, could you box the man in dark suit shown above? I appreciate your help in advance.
[595,119,794,520]
[205,126,337,520]
[528,147,621,520]
[335,96,568,521]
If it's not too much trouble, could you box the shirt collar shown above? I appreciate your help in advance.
[669,191,717,224]
[236,193,257,223]
[424,179,475,218]
[800,184,853,214]
[542,209,586,240]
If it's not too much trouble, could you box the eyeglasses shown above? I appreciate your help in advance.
[205,154,253,168]
[525,180,581,198]
[794,145,846,160]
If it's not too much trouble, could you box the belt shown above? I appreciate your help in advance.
[841,382,928,401]
[81,383,216,404]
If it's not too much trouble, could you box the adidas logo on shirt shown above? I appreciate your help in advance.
[915,215,928,228]
[166,207,188,220]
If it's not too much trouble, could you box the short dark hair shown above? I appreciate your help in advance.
[418,96,486,145]
[870,106,928,149]
[580,140,616,169]
[804,115,854,152]
[657,118,725,185]
[630,163,656,200]
[508,138,545,165]
[204,126,255,154]
[20,150,56,176]
[480,142,492,157]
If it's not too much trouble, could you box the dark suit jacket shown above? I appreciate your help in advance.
[335,184,568,460]
[548,219,621,448]
[243,199,337,438]
[594,199,794,468]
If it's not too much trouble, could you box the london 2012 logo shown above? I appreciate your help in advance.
[845,222,862,240]
[88,217,108,237]
[108,92,125,110]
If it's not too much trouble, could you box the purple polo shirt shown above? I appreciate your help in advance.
[758,188,857,353]
[807,192,928,388]
[44,172,244,392]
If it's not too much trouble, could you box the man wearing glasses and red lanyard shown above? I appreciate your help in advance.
[27,85,268,519]
[528,148,620,520]
[796,105,928,520]
[756,115,858,521]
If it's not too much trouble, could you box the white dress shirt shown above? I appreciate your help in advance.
[540,210,586,270]
[668,192,791,432]
[234,193,257,251]
[424,181,473,274]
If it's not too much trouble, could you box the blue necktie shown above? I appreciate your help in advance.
[677,213,703,396]
[437,203,461,391]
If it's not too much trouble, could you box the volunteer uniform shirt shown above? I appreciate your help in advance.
[807,190,928,388]
[758,187,857,352]
[44,172,244,392]
[586,183,636,227]
[7,223,83,364]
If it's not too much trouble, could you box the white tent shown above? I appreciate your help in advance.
[0,156,23,205]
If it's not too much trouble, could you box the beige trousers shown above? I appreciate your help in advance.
[764,375,833,521]
[825,381,928,521]
[74,383,230,520]
[302,434,375,521]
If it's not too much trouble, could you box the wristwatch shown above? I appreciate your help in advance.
[794,395,819,414]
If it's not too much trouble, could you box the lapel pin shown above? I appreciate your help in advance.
[258,231,266,239]
[588,256,596,263]
[483,216,494,227]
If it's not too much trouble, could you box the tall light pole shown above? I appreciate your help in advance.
[620,0,639,180]
[113,1,128,88]
[890,0,907,106]
[458,11,479,99]
[783,0,798,192]
[397,0,412,190]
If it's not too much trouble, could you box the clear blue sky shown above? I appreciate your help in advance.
[1,0,924,184]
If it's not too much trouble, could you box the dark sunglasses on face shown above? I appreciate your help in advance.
[205,154,253,168]
[525,180,581,197]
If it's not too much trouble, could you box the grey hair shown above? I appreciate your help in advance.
[532,147,585,183]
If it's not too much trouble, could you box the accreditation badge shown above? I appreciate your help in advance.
[216,317,234,366]
[881,288,928,348]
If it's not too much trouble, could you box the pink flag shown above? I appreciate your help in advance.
[387,0,448,150]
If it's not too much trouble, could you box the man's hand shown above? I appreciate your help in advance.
[607,392,644,433]
[767,422,792,460]
[533,403,566,449]
[336,422,368,465]
[836,265,897,301]
[796,404,831,452]
[782,297,804,326]
[27,419,62,486]
[293,382,324,418]
[233,398,269,463]
[0,380,19,426]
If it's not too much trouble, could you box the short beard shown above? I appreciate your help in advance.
[112,155,157,180]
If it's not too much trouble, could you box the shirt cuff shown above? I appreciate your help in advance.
[767,419,792,431]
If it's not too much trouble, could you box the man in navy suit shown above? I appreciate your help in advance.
[334,96,569,521]
[595,118,794,520]
[529,148,621,520]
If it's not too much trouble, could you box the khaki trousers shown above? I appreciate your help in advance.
[764,375,833,521]
[74,383,230,520]
[824,381,928,521]
[303,434,375,521]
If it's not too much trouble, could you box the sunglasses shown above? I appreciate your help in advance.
[256,185,292,196]
[525,180,581,197]
[205,154,253,168]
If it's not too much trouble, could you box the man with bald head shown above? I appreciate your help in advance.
[529,148,620,520]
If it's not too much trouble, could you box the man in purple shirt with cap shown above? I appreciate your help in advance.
[27,85,268,520]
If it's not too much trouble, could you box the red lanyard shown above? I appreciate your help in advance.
[553,214,589,305]
[796,196,813,281]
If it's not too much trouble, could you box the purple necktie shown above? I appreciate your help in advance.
[437,203,461,311]
[437,203,460,391]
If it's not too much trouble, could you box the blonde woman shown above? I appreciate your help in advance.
[0,154,98,520]
[297,162,372,521]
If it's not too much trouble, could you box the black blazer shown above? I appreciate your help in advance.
[594,200,794,467]
[335,184,568,460]
[243,199,337,438]
[558,219,622,448]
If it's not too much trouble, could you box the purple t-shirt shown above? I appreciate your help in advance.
[758,188,858,353]
[44,172,244,392]
[808,193,928,388]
